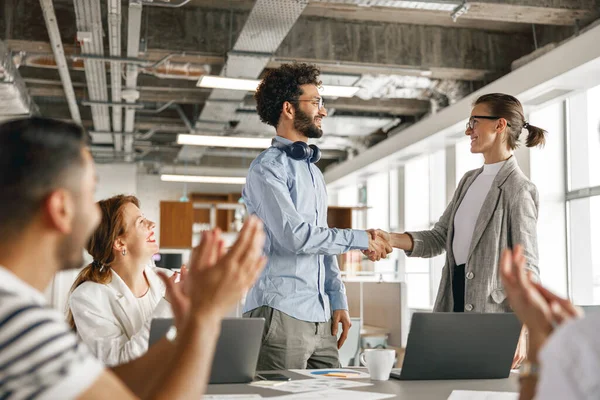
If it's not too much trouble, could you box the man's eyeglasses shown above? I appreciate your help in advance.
[467,116,511,130]
[297,98,325,110]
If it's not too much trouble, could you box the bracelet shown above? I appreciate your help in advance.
[519,361,540,380]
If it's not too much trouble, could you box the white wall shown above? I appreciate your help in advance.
[95,163,138,201]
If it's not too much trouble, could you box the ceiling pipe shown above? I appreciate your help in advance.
[108,0,123,150]
[123,0,144,161]
[140,0,191,8]
[39,0,81,123]
[73,0,111,135]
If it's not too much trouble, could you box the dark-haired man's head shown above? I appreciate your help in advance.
[0,118,101,276]
[254,63,327,140]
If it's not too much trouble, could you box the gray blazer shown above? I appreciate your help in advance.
[407,156,539,313]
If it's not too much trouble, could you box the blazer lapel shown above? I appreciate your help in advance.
[108,270,143,337]
[466,156,519,264]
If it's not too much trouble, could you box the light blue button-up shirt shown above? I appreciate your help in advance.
[242,136,370,322]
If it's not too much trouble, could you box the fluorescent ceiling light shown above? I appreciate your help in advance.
[177,134,271,149]
[161,174,246,184]
[197,76,360,98]
[197,76,260,91]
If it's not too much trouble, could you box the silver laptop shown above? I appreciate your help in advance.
[149,318,264,384]
[392,312,522,380]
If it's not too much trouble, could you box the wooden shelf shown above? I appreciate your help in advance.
[160,193,242,247]
[159,201,193,248]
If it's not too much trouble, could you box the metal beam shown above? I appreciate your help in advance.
[178,0,580,31]
[27,82,211,104]
[463,1,598,26]
[243,95,430,116]
[38,0,81,123]
[5,39,225,66]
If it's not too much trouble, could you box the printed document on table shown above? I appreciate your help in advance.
[267,388,395,400]
[447,390,519,400]
[270,378,373,393]
[289,368,370,379]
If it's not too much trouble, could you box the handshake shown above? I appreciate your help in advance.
[363,229,393,261]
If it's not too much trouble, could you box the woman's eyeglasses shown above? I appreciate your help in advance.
[467,116,511,130]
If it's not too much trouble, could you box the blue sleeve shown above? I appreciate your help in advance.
[244,161,369,255]
[324,255,348,311]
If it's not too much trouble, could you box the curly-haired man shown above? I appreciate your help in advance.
[242,63,392,370]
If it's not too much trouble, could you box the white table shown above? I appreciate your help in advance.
[206,369,520,399]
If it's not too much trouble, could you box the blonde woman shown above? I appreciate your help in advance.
[67,195,180,366]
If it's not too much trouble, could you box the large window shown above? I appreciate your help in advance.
[529,101,568,296]
[567,84,600,305]
[403,150,446,309]
[366,172,395,275]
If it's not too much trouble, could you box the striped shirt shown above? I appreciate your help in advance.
[0,266,104,400]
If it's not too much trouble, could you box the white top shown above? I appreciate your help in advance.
[0,266,105,400]
[536,311,600,399]
[453,160,506,265]
[69,266,173,366]
[136,285,159,323]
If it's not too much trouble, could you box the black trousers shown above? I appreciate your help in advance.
[453,264,466,312]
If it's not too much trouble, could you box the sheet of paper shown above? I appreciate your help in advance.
[447,390,519,400]
[204,395,262,400]
[289,368,370,379]
[267,388,395,400]
[270,378,373,393]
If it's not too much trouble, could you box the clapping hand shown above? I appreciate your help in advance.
[159,216,267,331]
[500,244,583,360]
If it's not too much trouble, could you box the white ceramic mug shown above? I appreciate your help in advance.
[360,349,396,381]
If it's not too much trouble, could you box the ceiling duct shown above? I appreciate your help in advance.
[108,0,124,152]
[180,0,309,162]
[73,0,111,138]
[123,0,144,161]
[0,39,37,119]
[38,0,78,123]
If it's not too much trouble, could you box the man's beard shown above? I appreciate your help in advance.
[56,207,88,271]
[57,233,85,271]
[294,107,323,139]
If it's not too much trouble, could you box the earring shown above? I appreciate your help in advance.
[122,249,127,256]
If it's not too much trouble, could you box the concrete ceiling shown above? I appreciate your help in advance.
[1,0,598,172]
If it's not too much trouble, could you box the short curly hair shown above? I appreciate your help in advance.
[255,63,322,128]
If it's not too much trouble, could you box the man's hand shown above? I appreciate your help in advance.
[159,216,267,329]
[162,264,188,330]
[159,228,227,331]
[331,309,352,349]
[500,244,582,360]
[363,229,393,261]
[189,216,267,318]
[512,327,527,369]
